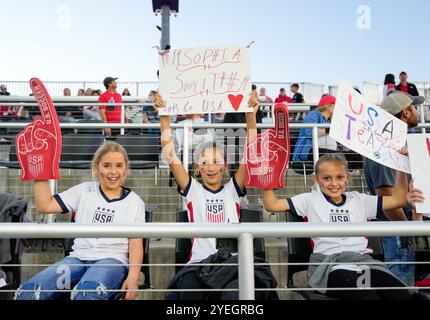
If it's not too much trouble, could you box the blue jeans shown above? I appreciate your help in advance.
[382,236,415,286]
[14,257,128,300]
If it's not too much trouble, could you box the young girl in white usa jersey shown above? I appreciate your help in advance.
[264,153,421,300]
[15,142,145,300]
[152,92,274,300]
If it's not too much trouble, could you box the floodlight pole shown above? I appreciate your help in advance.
[161,5,170,50]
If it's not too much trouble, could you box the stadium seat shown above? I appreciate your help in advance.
[76,119,103,135]
[60,134,105,169]
[114,134,160,170]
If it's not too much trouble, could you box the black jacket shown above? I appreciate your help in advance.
[395,83,419,96]
[167,250,278,300]
[0,193,27,264]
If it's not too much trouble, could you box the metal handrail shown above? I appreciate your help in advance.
[0,122,429,129]
[2,221,430,238]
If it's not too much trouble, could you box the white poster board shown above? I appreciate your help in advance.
[158,45,252,115]
[329,81,410,173]
[407,134,430,215]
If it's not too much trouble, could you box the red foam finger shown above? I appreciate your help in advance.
[274,103,289,142]
[245,104,291,189]
[15,78,62,180]
[29,78,59,128]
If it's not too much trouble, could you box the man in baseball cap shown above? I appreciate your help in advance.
[99,77,123,136]
[103,77,118,89]
[380,90,425,128]
[364,90,425,284]
[318,94,336,108]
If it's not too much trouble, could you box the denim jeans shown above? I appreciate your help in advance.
[14,257,128,300]
[382,236,415,286]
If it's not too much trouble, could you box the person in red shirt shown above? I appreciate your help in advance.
[98,77,126,136]
[395,71,419,96]
[274,87,292,103]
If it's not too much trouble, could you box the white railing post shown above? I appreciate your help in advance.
[312,126,319,168]
[120,104,125,135]
[183,122,190,173]
[45,180,56,223]
[420,104,426,134]
[238,233,255,300]
[182,122,190,210]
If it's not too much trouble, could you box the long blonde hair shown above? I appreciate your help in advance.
[91,141,129,181]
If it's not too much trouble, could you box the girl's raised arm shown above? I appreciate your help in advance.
[34,181,62,213]
[154,94,190,191]
[234,92,259,190]
[263,189,289,212]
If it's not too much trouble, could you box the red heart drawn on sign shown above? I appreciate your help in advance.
[426,138,430,157]
[228,94,244,111]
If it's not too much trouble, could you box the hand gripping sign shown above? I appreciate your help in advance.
[245,103,290,189]
[16,78,62,180]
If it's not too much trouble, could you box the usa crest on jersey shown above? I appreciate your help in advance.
[206,200,225,223]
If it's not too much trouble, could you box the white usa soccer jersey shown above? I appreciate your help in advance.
[179,176,246,263]
[54,182,146,264]
[287,190,383,255]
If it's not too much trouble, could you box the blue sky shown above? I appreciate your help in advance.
[1,0,429,87]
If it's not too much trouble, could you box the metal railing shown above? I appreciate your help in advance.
[0,81,326,104]
[1,221,430,300]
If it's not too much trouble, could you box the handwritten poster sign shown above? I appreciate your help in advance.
[158,45,252,115]
[329,81,410,173]
[407,134,430,215]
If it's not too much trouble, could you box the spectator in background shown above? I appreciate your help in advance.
[81,88,102,121]
[122,88,135,121]
[383,74,396,97]
[0,105,18,122]
[59,87,76,123]
[0,84,10,96]
[98,77,126,137]
[212,113,225,123]
[396,71,419,96]
[63,88,71,96]
[290,83,305,103]
[16,105,30,121]
[77,88,85,96]
[258,87,273,103]
[364,91,425,286]
[84,88,93,96]
[141,90,160,134]
[275,88,292,104]
[0,84,17,121]
[292,95,338,168]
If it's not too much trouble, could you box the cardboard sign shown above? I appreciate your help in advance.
[16,78,62,180]
[245,103,290,189]
[407,134,430,215]
[329,81,410,173]
[158,45,252,115]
